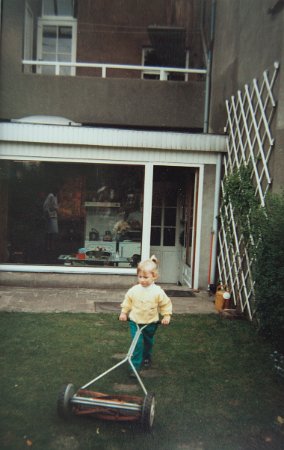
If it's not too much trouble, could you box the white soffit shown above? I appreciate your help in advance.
[0,122,227,153]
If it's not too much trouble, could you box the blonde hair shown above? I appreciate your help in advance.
[137,255,159,278]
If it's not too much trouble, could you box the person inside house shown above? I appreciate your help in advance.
[43,190,59,252]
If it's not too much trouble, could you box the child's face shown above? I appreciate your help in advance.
[138,270,156,287]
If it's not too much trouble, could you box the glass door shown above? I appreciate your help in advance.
[150,182,180,283]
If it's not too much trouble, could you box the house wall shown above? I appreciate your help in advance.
[0,0,205,129]
[209,0,284,192]
[76,0,204,69]
[0,0,224,290]
[199,164,216,287]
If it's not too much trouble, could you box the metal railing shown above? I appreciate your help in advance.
[22,59,207,80]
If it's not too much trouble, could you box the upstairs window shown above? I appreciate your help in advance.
[23,0,77,75]
[37,16,77,75]
[37,0,77,75]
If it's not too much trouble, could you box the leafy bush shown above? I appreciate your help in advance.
[222,164,266,255]
[223,164,284,349]
[253,192,284,350]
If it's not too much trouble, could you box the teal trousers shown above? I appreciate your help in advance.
[129,320,158,370]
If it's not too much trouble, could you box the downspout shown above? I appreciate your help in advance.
[201,0,220,287]
[202,0,217,133]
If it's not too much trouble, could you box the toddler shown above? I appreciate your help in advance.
[119,255,172,374]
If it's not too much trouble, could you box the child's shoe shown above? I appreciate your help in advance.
[143,358,152,368]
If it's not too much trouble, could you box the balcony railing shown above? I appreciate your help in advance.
[22,60,207,80]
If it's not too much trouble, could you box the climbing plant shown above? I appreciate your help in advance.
[222,164,284,349]
[222,163,265,257]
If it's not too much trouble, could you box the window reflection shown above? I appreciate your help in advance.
[150,180,178,247]
[42,24,73,75]
[0,161,144,268]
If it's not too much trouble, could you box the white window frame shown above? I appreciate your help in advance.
[37,16,77,76]
[24,2,34,73]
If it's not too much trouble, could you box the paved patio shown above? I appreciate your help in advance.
[0,285,217,314]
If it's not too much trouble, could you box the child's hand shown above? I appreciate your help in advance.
[119,312,128,321]
[161,316,170,325]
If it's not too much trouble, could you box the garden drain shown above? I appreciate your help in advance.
[165,290,195,297]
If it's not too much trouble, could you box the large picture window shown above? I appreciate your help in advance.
[0,161,144,268]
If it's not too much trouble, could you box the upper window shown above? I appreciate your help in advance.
[37,16,77,75]
[23,1,77,75]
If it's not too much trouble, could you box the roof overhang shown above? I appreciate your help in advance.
[0,122,227,153]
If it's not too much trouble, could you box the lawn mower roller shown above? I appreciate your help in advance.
[57,321,159,431]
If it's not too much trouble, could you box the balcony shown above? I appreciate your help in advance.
[0,57,207,130]
[0,0,209,130]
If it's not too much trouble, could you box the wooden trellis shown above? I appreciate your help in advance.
[218,62,279,318]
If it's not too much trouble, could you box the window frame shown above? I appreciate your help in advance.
[24,2,34,73]
[37,15,77,76]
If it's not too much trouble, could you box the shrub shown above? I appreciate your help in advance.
[253,192,284,351]
[223,164,284,350]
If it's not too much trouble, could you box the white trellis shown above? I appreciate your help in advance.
[218,62,279,319]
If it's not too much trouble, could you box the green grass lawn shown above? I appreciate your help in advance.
[0,312,283,450]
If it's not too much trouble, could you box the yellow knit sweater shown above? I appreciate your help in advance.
[120,283,172,324]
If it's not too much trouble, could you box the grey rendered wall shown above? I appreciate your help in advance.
[199,164,216,289]
[209,0,284,192]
